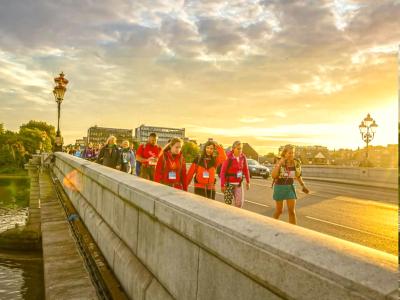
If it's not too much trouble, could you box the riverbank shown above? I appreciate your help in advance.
[0,166,28,176]
[0,169,28,179]
[0,174,29,179]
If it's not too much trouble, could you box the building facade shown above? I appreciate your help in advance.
[243,143,259,160]
[329,149,358,166]
[135,125,185,146]
[279,145,330,165]
[353,144,398,168]
[87,126,133,146]
[75,137,87,148]
[224,143,259,160]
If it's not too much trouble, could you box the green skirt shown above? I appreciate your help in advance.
[273,184,297,201]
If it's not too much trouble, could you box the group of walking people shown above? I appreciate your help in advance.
[75,132,310,225]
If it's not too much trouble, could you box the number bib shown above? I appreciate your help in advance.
[284,171,296,178]
[148,157,157,165]
[203,171,210,179]
[237,171,243,179]
[168,171,177,180]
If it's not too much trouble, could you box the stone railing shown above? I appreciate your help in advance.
[53,153,397,300]
[301,165,398,187]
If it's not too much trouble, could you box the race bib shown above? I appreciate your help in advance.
[168,171,177,180]
[203,171,210,179]
[148,157,157,165]
[237,171,243,179]
[288,171,296,178]
[122,153,129,164]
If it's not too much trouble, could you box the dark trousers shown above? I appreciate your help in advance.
[140,165,155,181]
[194,187,216,200]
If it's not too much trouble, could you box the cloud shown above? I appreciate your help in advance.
[0,0,398,152]
[274,112,287,118]
[239,117,266,123]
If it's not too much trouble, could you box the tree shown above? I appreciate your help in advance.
[131,140,140,151]
[19,127,52,154]
[19,120,54,153]
[182,141,200,163]
[259,152,276,164]
[20,120,56,145]
[0,126,24,169]
[0,122,51,172]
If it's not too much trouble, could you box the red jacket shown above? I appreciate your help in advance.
[155,151,187,191]
[186,145,227,190]
[136,143,162,166]
[186,157,217,190]
[220,152,250,187]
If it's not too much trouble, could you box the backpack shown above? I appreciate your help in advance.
[271,159,302,187]
[224,157,244,186]
[222,158,236,205]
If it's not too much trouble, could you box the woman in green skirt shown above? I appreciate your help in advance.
[271,145,309,225]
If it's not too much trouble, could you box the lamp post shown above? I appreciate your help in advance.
[358,113,378,166]
[53,72,68,152]
[40,131,46,153]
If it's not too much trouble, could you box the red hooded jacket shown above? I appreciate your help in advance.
[220,151,250,187]
[154,151,187,191]
[186,144,227,190]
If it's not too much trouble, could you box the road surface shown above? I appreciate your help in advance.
[189,177,398,255]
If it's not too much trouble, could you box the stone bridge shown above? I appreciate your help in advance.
[43,152,397,299]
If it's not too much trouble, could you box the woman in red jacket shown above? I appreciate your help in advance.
[154,138,187,191]
[220,141,250,208]
[186,140,227,199]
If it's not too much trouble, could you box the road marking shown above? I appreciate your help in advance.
[245,200,270,208]
[215,192,270,208]
[305,216,396,240]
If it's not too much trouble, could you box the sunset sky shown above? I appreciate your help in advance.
[0,0,398,154]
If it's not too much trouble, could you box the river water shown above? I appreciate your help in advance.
[0,177,44,299]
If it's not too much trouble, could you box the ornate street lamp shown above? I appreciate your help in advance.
[53,72,68,151]
[40,131,46,153]
[359,113,378,166]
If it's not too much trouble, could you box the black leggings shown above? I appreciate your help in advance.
[194,187,216,200]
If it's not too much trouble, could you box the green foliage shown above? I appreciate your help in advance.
[182,141,200,163]
[259,152,276,163]
[20,120,56,145]
[0,145,15,167]
[19,127,52,153]
[132,140,140,151]
[0,166,24,174]
[0,120,54,173]
[0,128,23,169]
